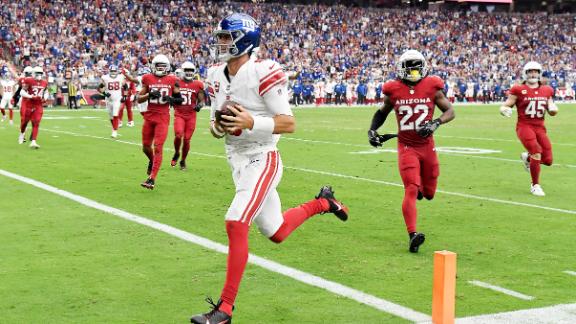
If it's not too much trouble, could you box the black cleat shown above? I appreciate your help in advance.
[191,297,232,324]
[146,161,153,176]
[141,178,155,190]
[171,152,180,167]
[409,232,425,253]
[417,191,423,200]
[180,160,187,170]
[315,185,348,221]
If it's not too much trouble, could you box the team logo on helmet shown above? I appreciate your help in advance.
[210,13,261,62]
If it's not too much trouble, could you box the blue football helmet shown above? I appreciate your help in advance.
[109,64,119,78]
[210,13,261,62]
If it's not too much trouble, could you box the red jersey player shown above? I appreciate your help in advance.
[170,61,204,170]
[368,50,455,253]
[19,66,48,149]
[119,78,137,127]
[500,61,558,196]
[137,54,181,189]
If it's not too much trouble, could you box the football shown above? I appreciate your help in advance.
[215,100,238,124]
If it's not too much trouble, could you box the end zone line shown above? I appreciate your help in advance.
[468,280,535,301]
[563,270,576,276]
[39,128,576,216]
[0,168,430,323]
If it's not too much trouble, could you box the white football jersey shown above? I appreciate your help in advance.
[101,74,125,101]
[1,79,16,96]
[207,58,292,155]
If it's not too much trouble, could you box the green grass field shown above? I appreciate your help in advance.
[1,104,575,323]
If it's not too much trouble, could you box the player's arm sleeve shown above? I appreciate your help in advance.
[259,62,292,117]
[258,63,294,135]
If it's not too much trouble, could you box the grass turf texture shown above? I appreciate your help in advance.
[1,104,575,322]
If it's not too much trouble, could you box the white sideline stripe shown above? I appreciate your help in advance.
[468,280,535,301]
[40,128,576,216]
[563,270,576,276]
[450,303,576,324]
[0,168,430,322]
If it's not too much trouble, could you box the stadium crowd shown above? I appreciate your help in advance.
[0,0,574,104]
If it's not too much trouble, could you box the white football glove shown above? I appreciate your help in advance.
[548,99,558,114]
[499,105,513,118]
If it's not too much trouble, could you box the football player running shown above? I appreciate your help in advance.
[0,72,17,125]
[19,66,49,148]
[190,13,349,324]
[367,50,455,253]
[99,65,137,138]
[137,54,181,189]
[499,61,557,196]
[170,61,204,170]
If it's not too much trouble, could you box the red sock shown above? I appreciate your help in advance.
[150,144,163,179]
[118,106,124,121]
[9,109,13,120]
[0,108,4,116]
[220,221,250,316]
[112,117,119,130]
[174,136,182,154]
[270,199,327,243]
[126,103,133,122]
[530,158,541,185]
[31,122,40,140]
[402,184,418,233]
[181,139,190,161]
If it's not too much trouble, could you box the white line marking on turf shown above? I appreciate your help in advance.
[283,136,576,168]
[468,280,535,300]
[40,128,576,216]
[0,168,430,323]
[563,270,576,276]
[449,303,576,324]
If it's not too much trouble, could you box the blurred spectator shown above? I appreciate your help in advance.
[0,0,573,104]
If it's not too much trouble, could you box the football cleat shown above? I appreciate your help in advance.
[9,120,13,125]
[190,297,232,324]
[180,160,187,170]
[409,232,425,253]
[520,152,530,172]
[128,121,134,127]
[315,185,348,221]
[417,190,423,201]
[171,152,180,167]
[18,133,25,144]
[146,161,153,176]
[118,121,123,128]
[111,130,118,138]
[141,178,155,190]
[530,184,545,197]
[29,140,40,149]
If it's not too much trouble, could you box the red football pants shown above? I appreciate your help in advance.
[397,142,439,233]
[142,112,170,179]
[516,124,553,165]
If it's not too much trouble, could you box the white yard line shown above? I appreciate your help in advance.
[0,168,430,323]
[39,128,576,216]
[282,137,576,168]
[450,303,576,324]
[468,280,535,301]
[563,270,576,276]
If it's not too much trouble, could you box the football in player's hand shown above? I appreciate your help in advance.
[215,100,238,124]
